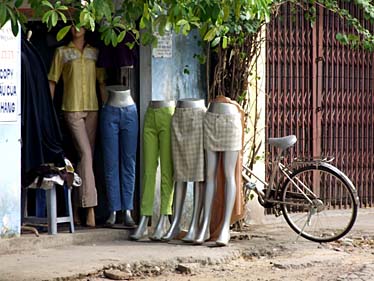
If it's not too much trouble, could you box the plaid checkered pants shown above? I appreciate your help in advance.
[171,107,206,182]
[204,112,242,152]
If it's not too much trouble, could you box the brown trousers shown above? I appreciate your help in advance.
[64,111,98,208]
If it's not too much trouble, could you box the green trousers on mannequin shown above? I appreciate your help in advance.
[141,106,175,216]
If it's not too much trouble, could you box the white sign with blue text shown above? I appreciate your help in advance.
[0,21,21,239]
[0,22,20,122]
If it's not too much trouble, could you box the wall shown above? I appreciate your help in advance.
[244,29,266,224]
[152,31,205,101]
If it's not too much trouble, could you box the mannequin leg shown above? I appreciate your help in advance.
[162,182,187,241]
[194,150,218,244]
[86,207,95,227]
[106,211,116,225]
[216,151,239,246]
[182,181,204,242]
[124,210,135,227]
[73,204,81,225]
[130,216,149,240]
[150,215,169,241]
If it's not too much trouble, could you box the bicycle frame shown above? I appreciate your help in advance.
[243,151,287,202]
[242,149,332,209]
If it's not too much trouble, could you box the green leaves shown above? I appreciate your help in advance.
[1,0,374,52]
[325,0,374,50]
[336,33,349,45]
[204,27,217,41]
[0,2,21,31]
[14,0,24,9]
[56,24,71,41]
[8,6,18,35]
[176,19,191,35]
[0,3,7,28]
[140,31,157,47]
[79,8,96,31]
[93,0,113,21]
[40,1,69,31]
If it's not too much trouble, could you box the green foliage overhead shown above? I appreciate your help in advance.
[1,0,374,50]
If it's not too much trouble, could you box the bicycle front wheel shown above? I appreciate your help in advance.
[281,163,358,242]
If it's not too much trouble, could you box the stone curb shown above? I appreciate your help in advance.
[0,228,129,255]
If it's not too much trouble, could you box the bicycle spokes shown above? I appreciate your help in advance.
[281,165,358,243]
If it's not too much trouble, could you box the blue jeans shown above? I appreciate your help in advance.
[100,104,138,212]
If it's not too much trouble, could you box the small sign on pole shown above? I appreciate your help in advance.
[152,32,173,58]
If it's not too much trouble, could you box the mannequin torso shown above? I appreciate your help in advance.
[106,88,134,107]
[176,98,205,108]
[149,100,175,108]
[207,102,239,115]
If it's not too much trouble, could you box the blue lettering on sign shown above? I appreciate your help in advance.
[0,85,16,96]
[0,69,14,80]
[0,102,16,113]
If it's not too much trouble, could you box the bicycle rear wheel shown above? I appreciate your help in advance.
[281,163,358,242]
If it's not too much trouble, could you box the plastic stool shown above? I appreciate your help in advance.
[24,182,75,235]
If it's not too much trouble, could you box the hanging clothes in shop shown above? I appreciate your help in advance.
[96,32,137,68]
[21,37,65,187]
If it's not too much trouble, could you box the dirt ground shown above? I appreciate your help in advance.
[85,229,374,281]
[134,234,374,281]
[79,210,374,281]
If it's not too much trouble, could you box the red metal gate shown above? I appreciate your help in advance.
[266,3,374,207]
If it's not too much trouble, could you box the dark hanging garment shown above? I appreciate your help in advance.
[21,38,65,187]
[97,32,137,68]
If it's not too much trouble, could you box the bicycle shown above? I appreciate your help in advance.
[242,135,359,243]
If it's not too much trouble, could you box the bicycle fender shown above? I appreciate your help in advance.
[318,162,360,205]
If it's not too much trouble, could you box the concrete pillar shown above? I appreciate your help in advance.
[244,28,267,225]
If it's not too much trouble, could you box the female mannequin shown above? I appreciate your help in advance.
[162,98,206,242]
[48,26,105,227]
[131,100,175,240]
[100,85,138,226]
[194,102,242,246]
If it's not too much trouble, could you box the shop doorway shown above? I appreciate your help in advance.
[23,21,141,226]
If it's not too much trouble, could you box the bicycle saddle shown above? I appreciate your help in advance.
[268,135,297,150]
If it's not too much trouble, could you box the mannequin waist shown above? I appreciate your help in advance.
[106,90,134,107]
[207,102,239,115]
[105,85,134,107]
[176,98,205,108]
[149,100,175,108]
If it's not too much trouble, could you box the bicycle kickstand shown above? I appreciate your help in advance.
[294,210,313,243]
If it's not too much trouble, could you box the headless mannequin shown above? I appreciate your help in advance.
[162,99,205,242]
[131,100,175,241]
[102,86,136,226]
[49,27,104,227]
[194,102,240,246]
[102,87,134,108]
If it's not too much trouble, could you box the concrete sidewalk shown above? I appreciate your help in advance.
[0,209,373,281]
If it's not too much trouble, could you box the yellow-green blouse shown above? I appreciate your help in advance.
[48,42,105,112]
